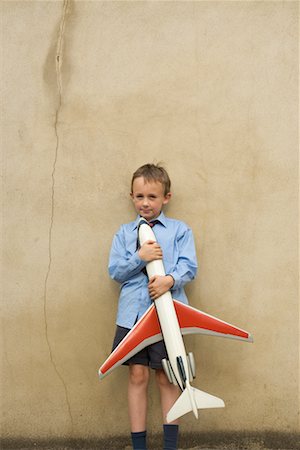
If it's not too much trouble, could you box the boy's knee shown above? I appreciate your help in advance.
[155,369,171,387]
[129,364,149,386]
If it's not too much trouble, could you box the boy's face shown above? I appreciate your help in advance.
[131,177,171,221]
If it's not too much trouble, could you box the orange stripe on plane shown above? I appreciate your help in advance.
[174,301,249,340]
[100,304,161,375]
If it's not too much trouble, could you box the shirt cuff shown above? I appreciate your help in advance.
[130,251,147,271]
[166,273,178,290]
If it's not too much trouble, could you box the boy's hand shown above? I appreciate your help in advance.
[148,275,174,300]
[138,240,163,262]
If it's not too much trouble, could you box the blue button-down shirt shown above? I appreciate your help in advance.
[108,212,198,328]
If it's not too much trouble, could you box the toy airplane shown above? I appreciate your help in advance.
[99,218,253,423]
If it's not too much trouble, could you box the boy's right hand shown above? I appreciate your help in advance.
[138,240,163,262]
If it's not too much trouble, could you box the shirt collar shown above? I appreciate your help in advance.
[131,211,167,230]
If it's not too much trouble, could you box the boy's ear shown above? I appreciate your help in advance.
[130,192,133,199]
[163,192,172,204]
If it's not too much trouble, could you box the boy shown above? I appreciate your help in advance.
[108,164,198,450]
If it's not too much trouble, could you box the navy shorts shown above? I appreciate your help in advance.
[112,325,167,370]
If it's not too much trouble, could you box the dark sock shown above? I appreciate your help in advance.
[131,430,147,450]
[163,424,179,450]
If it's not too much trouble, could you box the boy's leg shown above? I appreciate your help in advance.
[128,364,150,432]
[155,369,180,424]
[155,369,180,450]
[112,327,150,448]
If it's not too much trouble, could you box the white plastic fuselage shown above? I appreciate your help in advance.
[139,221,190,391]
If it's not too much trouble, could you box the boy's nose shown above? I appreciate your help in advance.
[142,197,149,205]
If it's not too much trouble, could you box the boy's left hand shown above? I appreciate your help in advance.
[148,275,174,300]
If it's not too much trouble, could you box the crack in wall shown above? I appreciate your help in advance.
[43,0,74,433]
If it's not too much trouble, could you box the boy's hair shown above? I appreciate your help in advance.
[131,163,171,196]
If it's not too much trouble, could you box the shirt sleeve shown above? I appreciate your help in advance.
[108,226,147,283]
[167,227,198,291]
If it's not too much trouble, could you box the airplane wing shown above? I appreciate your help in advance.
[99,303,162,379]
[173,300,253,343]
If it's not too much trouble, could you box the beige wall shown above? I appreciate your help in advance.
[2,0,298,440]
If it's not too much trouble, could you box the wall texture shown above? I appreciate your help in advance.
[2,0,299,442]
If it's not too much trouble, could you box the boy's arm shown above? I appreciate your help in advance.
[167,227,198,290]
[108,227,147,283]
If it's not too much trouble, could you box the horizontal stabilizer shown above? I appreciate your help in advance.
[173,300,253,343]
[167,385,225,423]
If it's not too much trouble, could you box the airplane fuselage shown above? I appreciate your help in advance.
[139,221,191,390]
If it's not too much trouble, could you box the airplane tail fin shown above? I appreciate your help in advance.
[166,384,225,423]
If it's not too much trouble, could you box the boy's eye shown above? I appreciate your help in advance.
[134,194,157,200]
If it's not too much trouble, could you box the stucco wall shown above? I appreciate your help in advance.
[2,0,298,441]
